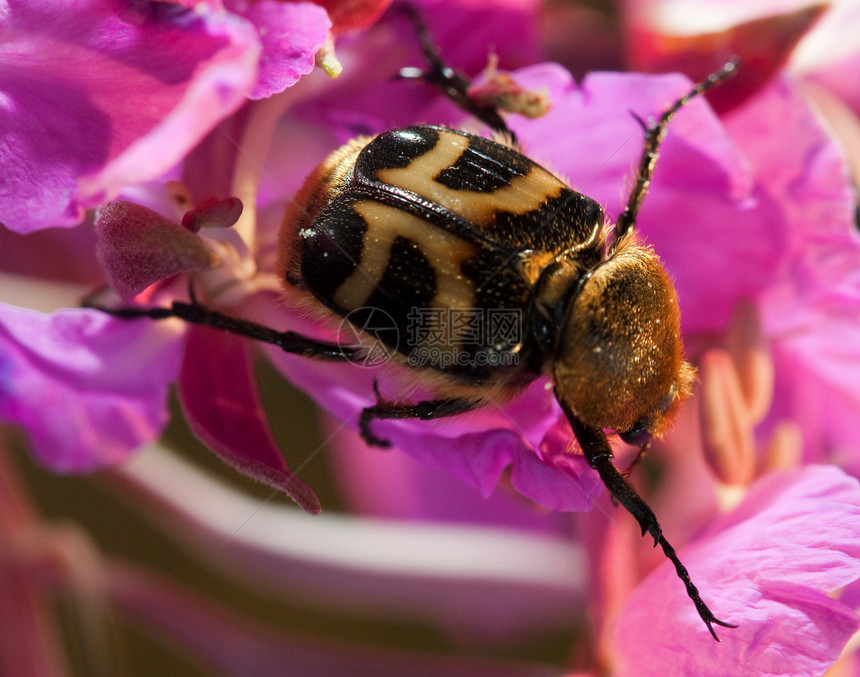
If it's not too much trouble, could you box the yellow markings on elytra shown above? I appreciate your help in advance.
[333,200,477,312]
[376,130,566,227]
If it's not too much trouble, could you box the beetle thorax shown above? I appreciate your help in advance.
[552,243,694,437]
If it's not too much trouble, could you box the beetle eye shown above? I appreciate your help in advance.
[619,422,652,446]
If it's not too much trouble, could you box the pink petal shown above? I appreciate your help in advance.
[614,466,860,676]
[724,78,860,464]
[806,50,860,117]
[0,306,183,470]
[264,341,603,513]
[767,298,860,466]
[723,77,855,247]
[415,0,543,73]
[323,415,574,533]
[0,0,259,233]
[0,223,102,287]
[177,325,321,514]
[235,1,332,100]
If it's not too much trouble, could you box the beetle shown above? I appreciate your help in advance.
[95,21,738,639]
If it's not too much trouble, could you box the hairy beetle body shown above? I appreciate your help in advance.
[283,127,601,384]
[281,125,691,437]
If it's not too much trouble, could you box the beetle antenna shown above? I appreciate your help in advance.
[610,59,739,255]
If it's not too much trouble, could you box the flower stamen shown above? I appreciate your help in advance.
[699,348,756,487]
[726,300,774,425]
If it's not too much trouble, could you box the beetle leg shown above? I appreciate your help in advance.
[395,5,515,142]
[558,396,737,641]
[359,380,482,447]
[88,299,358,362]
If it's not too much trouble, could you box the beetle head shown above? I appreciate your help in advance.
[552,243,695,440]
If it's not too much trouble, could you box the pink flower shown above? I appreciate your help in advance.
[2,2,860,671]
[321,301,860,673]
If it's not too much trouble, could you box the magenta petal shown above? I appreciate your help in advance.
[324,416,575,532]
[767,296,860,466]
[177,325,321,514]
[726,78,860,464]
[0,306,183,470]
[237,0,332,100]
[614,466,860,676]
[383,425,598,513]
[0,0,259,233]
[264,334,602,513]
[723,77,855,249]
[416,0,542,73]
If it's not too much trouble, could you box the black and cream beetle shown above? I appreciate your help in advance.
[97,22,739,640]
